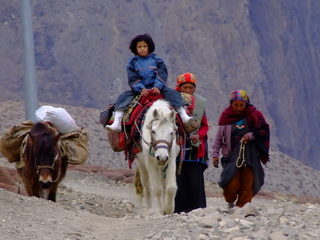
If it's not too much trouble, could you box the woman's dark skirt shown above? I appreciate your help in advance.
[174,161,207,213]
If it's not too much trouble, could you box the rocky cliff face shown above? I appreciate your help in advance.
[0,0,319,169]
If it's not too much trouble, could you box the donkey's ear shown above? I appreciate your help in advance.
[153,109,160,120]
[53,133,61,144]
[28,132,35,143]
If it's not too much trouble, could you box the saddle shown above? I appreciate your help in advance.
[105,94,164,153]
[128,94,186,168]
[105,94,187,168]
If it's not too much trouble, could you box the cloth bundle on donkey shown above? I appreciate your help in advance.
[0,120,89,168]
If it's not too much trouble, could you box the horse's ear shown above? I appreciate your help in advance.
[153,109,160,120]
[169,110,176,123]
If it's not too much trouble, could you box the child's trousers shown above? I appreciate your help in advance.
[114,86,186,111]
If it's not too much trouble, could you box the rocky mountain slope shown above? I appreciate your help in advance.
[0,0,319,171]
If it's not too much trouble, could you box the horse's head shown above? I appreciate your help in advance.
[147,108,177,165]
[28,122,61,189]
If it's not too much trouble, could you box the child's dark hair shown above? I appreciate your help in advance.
[129,34,155,55]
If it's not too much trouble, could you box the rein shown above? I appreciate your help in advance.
[134,119,175,156]
[134,115,188,175]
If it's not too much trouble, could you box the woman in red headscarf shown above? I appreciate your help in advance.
[212,90,270,208]
[174,73,209,213]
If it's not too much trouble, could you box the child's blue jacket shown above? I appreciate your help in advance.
[127,53,168,93]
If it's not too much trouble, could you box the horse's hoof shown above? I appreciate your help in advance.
[183,118,200,133]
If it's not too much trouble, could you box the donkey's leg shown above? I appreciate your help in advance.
[45,181,60,202]
[18,170,32,196]
[163,160,177,215]
[40,188,50,200]
[22,181,33,197]
[27,176,41,198]
[31,184,41,198]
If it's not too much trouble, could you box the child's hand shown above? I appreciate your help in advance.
[151,87,160,95]
[141,89,149,97]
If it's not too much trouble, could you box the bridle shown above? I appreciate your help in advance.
[35,149,59,173]
[148,138,174,157]
[135,118,176,157]
[28,134,62,183]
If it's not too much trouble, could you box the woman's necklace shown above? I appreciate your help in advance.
[235,119,245,130]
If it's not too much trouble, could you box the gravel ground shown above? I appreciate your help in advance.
[1,168,320,240]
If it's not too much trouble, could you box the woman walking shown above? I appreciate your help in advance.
[174,73,209,213]
[212,90,270,208]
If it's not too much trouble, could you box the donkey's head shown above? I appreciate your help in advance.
[28,122,61,189]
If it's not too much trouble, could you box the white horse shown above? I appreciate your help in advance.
[134,99,180,215]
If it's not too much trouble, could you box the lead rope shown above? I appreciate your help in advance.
[51,160,61,183]
[162,164,168,178]
[177,141,184,175]
[134,119,152,147]
[236,140,246,168]
[52,141,62,183]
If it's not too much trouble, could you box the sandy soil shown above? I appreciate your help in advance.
[1,160,319,240]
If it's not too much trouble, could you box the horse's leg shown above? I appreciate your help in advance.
[137,162,152,209]
[147,164,164,214]
[163,159,177,215]
[133,167,144,209]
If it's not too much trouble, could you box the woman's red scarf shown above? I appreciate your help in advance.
[218,105,270,164]
[218,105,256,125]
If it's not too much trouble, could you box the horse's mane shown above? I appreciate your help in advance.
[143,99,176,133]
[147,99,171,116]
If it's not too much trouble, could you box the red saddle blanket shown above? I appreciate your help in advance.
[123,94,185,169]
[108,94,164,126]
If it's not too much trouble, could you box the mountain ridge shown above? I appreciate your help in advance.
[0,0,319,170]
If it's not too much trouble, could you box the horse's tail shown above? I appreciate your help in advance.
[133,167,143,195]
